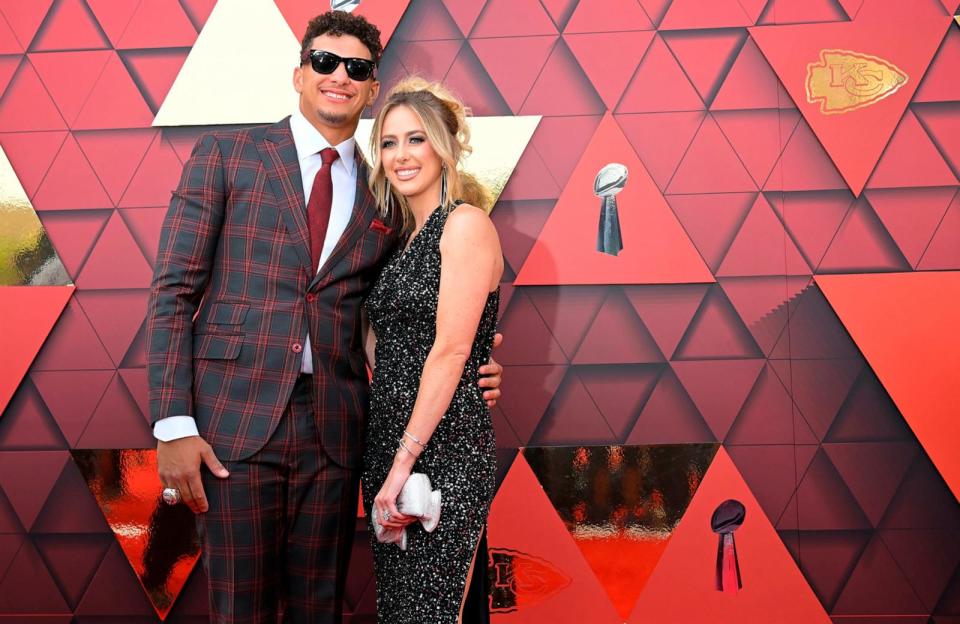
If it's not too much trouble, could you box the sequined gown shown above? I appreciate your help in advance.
[361,204,499,622]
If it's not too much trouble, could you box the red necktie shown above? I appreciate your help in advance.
[307,147,340,273]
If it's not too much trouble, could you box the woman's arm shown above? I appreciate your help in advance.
[361,309,376,371]
[374,204,502,528]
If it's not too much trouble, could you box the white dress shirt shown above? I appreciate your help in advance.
[153,109,358,442]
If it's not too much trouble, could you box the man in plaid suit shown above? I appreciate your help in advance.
[146,12,501,623]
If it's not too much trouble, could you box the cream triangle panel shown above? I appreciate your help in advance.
[153,0,300,126]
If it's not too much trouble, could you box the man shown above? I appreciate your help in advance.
[146,12,502,623]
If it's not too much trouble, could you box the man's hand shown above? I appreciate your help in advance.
[157,436,229,514]
[479,332,504,408]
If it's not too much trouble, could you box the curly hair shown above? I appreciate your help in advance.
[299,11,383,65]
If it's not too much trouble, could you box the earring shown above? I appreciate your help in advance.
[440,165,448,208]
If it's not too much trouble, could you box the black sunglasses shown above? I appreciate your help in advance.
[303,49,376,82]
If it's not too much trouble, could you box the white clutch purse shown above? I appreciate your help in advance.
[371,473,442,551]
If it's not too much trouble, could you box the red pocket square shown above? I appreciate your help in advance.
[370,219,392,234]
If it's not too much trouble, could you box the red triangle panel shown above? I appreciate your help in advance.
[817,271,960,501]
[0,285,73,415]
[516,114,714,286]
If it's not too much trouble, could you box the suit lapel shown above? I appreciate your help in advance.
[256,117,313,275]
[309,151,378,290]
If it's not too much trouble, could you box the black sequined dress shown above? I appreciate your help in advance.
[361,204,499,622]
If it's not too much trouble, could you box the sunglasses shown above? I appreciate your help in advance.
[303,49,376,82]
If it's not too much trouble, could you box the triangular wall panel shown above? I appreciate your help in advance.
[866,109,958,189]
[750,11,953,195]
[0,379,67,449]
[563,0,654,32]
[628,448,832,623]
[0,0,55,51]
[118,48,192,114]
[518,37,606,116]
[470,0,558,38]
[617,34,704,113]
[817,272,960,501]
[515,113,714,285]
[527,444,719,620]
[565,31,655,110]
[0,450,69,531]
[866,187,957,268]
[30,133,113,211]
[469,35,557,114]
[617,111,705,191]
[662,30,747,108]
[72,449,201,619]
[0,58,67,131]
[114,0,197,49]
[486,453,622,621]
[29,50,110,126]
[0,286,73,415]
[154,0,299,126]
[29,0,110,52]
[919,191,960,270]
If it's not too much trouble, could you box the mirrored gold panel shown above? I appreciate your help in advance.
[524,444,719,618]
[0,146,70,285]
[71,449,200,621]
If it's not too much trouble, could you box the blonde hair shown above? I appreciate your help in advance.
[368,77,492,233]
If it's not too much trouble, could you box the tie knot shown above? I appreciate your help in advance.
[320,147,340,166]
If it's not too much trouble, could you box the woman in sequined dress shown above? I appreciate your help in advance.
[359,77,503,623]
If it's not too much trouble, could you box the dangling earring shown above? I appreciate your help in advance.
[440,165,448,208]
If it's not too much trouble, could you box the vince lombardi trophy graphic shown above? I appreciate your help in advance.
[594,163,627,256]
[331,0,361,11]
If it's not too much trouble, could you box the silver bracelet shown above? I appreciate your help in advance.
[403,429,425,447]
[398,438,419,458]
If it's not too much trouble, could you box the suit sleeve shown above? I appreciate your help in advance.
[146,133,226,425]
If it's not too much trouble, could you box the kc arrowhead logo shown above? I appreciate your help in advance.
[806,50,908,114]
[489,548,571,613]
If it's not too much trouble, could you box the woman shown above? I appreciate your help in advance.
[360,77,503,623]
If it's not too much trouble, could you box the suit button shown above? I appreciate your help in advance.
[305,293,316,303]
[292,343,303,353]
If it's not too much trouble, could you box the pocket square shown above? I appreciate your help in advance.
[370,218,392,234]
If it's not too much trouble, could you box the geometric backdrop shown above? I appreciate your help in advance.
[1,0,959,622]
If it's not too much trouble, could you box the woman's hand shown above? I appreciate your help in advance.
[374,458,417,529]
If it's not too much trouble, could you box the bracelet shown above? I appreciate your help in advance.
[403,430,425,448]
[398,438,419,459]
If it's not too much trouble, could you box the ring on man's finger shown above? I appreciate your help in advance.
[162,487,181,505]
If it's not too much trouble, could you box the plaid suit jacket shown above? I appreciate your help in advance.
[147,117,399,467]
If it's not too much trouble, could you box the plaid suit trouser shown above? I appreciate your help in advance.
[198,375,359,623]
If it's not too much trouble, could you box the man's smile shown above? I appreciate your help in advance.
[321,89,352,102]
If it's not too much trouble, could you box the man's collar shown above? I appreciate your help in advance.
[289,108,356,175]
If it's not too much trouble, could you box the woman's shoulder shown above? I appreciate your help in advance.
[442,202,497,241]
[446,202,491,226]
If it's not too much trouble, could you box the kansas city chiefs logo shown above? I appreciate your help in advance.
[489,548,571,612]
[806,50,908,114]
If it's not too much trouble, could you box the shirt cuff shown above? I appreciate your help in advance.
[153,416,200,442]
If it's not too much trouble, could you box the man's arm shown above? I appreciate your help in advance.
[146,133,230,513]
